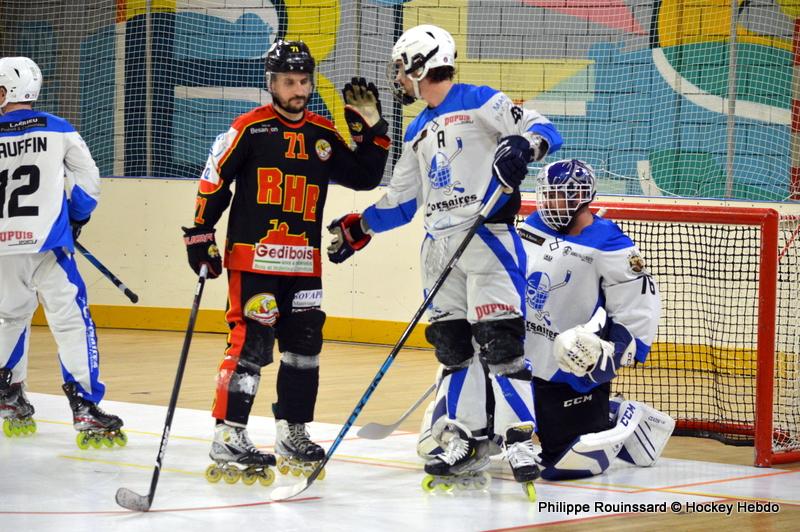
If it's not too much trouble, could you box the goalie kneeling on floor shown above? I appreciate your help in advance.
[518,158,674,480]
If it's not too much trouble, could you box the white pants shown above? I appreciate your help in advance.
[0,250,105,402]
[422,223,534,439]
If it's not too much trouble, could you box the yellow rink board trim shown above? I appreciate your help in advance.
[31,305,433,349]
[32,306,795,376]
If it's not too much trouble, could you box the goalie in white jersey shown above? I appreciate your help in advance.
[327,25,562,493]
[0,57,124,445]
[518,159,673,480]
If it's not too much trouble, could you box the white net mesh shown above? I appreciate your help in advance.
[0,0,796,201]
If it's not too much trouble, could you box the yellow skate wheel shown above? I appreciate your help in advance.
[291,466,303,477]
[10,422,22,436]
[2,419,12,437]
[89,436,102,449]
[25,419,37,434]
[438,481,454,492]
[102,436,114,448]
[205,464,222,483]
[421,475,436,493]
[258,468,276,487]
[242,470,258,485]
[315,467,325,481]
[524,481,536,502]
[277,461,290,475]
[113,431,128,447]
[76,432,90,450]
[223,466,241,484]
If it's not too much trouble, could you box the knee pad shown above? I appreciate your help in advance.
[240,322,276,367]
[425,319,473,367]
[617,401,675,467]
[277,309,325,356]
[540,399,644,481]
[472,318,524,366]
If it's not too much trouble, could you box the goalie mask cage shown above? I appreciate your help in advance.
[519,200,800,467]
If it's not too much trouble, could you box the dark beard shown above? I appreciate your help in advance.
[272,94,308,115]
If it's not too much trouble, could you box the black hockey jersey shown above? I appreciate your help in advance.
[194,104,389,276]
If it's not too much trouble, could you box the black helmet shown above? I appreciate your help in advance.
[265,39,315,76]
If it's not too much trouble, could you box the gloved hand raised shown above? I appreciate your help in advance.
[342,77,388,143]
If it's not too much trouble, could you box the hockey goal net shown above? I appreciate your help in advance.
[519,200,800,466]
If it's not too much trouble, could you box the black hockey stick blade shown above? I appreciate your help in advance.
[115,487,151,512]
[357,382,436,440]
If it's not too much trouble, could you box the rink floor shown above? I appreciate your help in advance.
[1,393,798,531]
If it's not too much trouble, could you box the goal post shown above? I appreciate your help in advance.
[519,200,800,467]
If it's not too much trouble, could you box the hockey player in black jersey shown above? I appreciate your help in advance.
[182,40,390,486]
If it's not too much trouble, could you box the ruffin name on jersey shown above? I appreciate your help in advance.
[0,136,47,158]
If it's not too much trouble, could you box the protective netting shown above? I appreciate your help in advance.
[1,1,796,201]
[609,212,800,461]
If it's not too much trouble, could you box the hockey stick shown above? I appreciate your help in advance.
[356,382,436,440]
[271,185,507,502]
[115,265,209,512]
[74,241,139,303]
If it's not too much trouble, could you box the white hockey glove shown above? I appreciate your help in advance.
[554,325,614,378]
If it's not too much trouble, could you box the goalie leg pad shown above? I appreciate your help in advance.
[490,358,536,436]
[426,319,474,367]
[472,317,525,366]
[617,401,675,467]
[540,400,644,480]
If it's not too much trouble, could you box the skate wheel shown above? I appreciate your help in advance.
[102,436,114,448]
[475,471,492,490]
[524,481,536,502]
[315,467,325,481]
[26,419,37,435]
[89,436,102,449]
[291,467,303,477]
[242,470,258,486]
[2,419,11,437]
[76,432,90,450]
[258,468,276,487]
[421,475,436,493]
[438,481,454,492]
[205,464,222,483]
[223,466,241,484]
[113,431,128,447]
[278,464,290,475]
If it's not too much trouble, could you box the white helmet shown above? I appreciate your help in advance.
[0,57,42,109]
[387,24,456,104]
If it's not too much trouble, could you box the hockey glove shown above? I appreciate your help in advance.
[492,135,532,192]
[327,213,371,264]
[342,77,389,143]
[554,325,614,378]
[182,225,222,279]
[526,133,550,162]
[70,216,90,241]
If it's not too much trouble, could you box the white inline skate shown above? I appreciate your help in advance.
[274,419,326,480]
[206,423,276,486]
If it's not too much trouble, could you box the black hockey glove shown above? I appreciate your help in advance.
[342,77,388,144]
[182,226,222,279]
[70,216,90,241]
[327,213,371,264]
[492,135,533,192]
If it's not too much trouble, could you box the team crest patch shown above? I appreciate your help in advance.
[315,139,332,161]
[628,252,646,273]
[348,121,363,133]
[244,293,280,326]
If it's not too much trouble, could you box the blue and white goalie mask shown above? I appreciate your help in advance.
[535,159,597,232]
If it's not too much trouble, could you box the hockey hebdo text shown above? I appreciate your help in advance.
[537,500,780,516]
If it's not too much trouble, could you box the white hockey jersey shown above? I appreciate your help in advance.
[0,109,99,256]
[363,84,562,237]
[519,211,661,392]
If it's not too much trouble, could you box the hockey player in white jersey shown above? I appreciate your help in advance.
[518,159,673,480]
[326,25,562,499]
[0,57,125,448]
